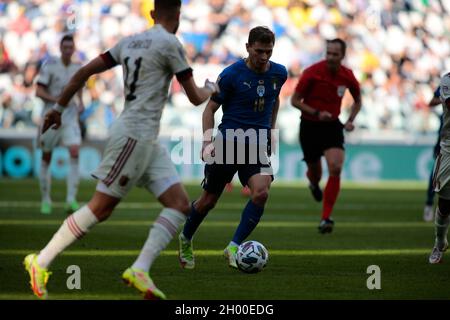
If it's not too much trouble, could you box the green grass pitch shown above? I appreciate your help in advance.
[1,179,449,300]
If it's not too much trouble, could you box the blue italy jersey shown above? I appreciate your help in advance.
[212,59,287,137]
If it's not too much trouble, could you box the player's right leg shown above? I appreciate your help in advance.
[179,191,221,269]
[299,119,324,203]
[306,161,323,202]
[24,191,120,299]
[179,163,232,269]
[424,168,436,222]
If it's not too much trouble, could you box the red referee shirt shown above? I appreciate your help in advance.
[294,60,360,121]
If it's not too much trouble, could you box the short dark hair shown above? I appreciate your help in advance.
[327,38,346,56]
[248,26,275,45]
[155,0,181,13]
[60,34,74,46]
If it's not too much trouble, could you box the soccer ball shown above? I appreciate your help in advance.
[236,240,269,273]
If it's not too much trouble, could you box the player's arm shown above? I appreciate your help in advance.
[429,88,441,108]
[35,84,58,104]
[178,75,219,106]
[344,81,362,132]
[42,56,113,133]
[201,99,221,161]
[291,91,332,120]
[271,97,280,129]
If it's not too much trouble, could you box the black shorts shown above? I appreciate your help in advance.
[201,139,273,195]
[299,118,345,163]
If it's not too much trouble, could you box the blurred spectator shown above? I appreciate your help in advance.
[0,0,448,143]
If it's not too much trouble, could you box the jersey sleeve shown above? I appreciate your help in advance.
[210,70,232,105]
[294,67,313,97]
[165,37,191,75]
[101,39,122,67]
[36,59,53,87]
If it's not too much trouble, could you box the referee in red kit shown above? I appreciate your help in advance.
[291,38,362,234]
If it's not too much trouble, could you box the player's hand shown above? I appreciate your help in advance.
[201,140,215,163]
[318,111,333,121]
[204,79,220,95]
[344,120,355,132]
[42,109,62,134]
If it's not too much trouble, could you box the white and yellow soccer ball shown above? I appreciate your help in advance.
[236,240,269,273]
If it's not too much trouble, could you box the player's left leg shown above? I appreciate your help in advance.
[62,122,82,213]
[429,197,450,264]
[225,173,272,268]
[320,147,344,234]
[125,181,189,300]
[65,144,80,213]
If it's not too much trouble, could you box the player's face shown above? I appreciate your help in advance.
[246,41,273,72]
[326,42,344,69]
[60,41,75,61]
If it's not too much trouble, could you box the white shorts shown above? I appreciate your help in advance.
[433,151,450,199]
[91,132,180,199]
[39,122,81,152]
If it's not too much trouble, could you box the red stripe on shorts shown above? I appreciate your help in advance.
[103,138,137,187]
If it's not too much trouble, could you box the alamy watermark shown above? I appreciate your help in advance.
[170,128,280,175]
[366,265,381,290]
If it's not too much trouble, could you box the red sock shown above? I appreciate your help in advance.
[322,176,340,220]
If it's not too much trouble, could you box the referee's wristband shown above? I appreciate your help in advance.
[53,103,64,113]
[312,110,320,117]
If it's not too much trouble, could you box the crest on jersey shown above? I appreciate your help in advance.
[257,85,265,97]
[337,85,346,97]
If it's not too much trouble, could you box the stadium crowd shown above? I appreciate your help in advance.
[1,0,449,143]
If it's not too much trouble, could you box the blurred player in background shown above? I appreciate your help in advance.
[24,0,219,300]
[291,38,362,234]
[35,34,83,215]
[423,87,443,222]
[428,73,450,264]
[178,26,287,269]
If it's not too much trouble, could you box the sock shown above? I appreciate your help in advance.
[231,200,264,245]
[435,207,450,249]
[322,176,340,220]
[182,202,208,240]
[132,208,186,272]
[39,161,51,203]
[426,169,435,206]
[37,205,98,268]
[67,157,79,203]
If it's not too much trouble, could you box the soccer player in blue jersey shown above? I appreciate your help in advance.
[423,87,443,222]
[177,26,288,269]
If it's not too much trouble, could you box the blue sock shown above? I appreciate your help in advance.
[426,169,435,206]
[182,202,208,240]
[232,200,264,245]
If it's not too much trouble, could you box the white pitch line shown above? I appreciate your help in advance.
[0,249,430,256]
[0,220,433,228]
[0,201,421,210]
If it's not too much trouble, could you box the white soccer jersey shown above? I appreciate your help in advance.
[36,57,82,124]
[104,24,191,140]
